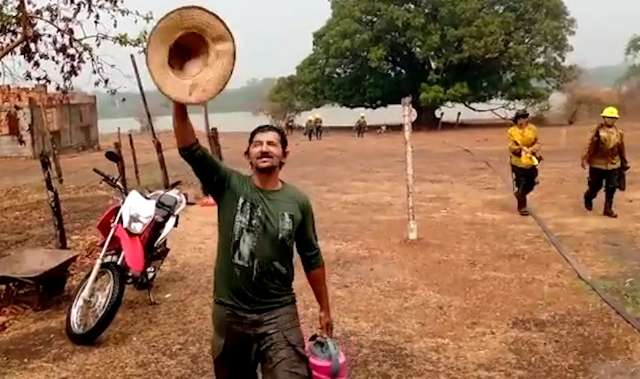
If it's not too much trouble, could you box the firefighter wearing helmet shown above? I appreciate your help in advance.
[313,113,324,140]
[305,115,315,141]
[354,113,367,138]
[508,109,542,216]
[581,106,630,218]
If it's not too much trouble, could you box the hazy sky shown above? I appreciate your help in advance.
[71,0,639,91]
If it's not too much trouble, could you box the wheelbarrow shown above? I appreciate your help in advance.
[0,248,79,310]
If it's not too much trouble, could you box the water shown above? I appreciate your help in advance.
[98,96,567,134]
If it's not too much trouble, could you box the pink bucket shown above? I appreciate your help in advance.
[306,335,348,379]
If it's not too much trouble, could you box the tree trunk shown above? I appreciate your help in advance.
[412,103,439,129]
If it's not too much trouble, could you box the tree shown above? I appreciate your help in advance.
[0,0,152,92]
[622,35,640,85]
[262,75,307,124]
[292,0,576,127]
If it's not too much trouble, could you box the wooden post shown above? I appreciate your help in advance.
[39,153,67,249]
[38,103,63,185]
[210,128,223,161]
[402,96,418,241]
[130,54,170,188]
[455,112,462,128]
[203,102,223,161]
[50,137,63,185]
[113,141,127,192]
[128,132,141,186]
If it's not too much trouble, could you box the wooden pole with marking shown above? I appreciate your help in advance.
[130,54,170,188]
[402,96,418,241]
[113,140,128,193]
[38,103,63,184]
[39,153,67,249]
[203,102,223,161]
[128,132,141,186]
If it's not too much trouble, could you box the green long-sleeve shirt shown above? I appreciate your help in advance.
[179,141,324,312]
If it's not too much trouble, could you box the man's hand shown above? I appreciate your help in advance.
[319,309,333,337]
[581,159,587,170]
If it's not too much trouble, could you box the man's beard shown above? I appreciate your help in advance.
[254,164,278,174]
[252,154,280,173]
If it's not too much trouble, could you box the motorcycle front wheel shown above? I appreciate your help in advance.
[65,262,125,345]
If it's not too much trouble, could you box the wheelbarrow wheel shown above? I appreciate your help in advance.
[65,262,125,345]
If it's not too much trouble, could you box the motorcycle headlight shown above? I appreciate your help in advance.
[122,212,150,234]
[121,190,157,234]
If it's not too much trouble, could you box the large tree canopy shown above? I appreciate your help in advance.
[290,0,576,126]
[0,0,151,92]
[623,34,640,83]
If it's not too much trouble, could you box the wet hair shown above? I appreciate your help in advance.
[245,124,289,157]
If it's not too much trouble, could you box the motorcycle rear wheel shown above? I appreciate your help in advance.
[65,262,125,345]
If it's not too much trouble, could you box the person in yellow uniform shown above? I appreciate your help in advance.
[508,109,542,216]
[304,116,315,141]
[581,106,629,218]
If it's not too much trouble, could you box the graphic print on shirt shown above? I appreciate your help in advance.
[231,197,264,268]
[278,212,294,246]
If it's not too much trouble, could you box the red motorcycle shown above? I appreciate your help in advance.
[65,150,188,345]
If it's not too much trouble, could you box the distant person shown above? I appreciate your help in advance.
[313,114,323,140]
[582,106,630,218]
[173,103,333,378]
[305,116,315,141]
[354,114,367,138]
[285,116,295,136]
[376,125,387,135]
[508,109,542,216]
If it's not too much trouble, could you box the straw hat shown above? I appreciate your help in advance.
[146,6,236,104]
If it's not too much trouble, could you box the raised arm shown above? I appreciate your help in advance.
[173,103,198,148]
[173,102,230,200]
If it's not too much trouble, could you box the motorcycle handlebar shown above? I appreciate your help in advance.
[92,168,123,193]
[92,168,110,180]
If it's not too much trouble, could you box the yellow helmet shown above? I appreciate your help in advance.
[601,106,620,119]
[315,113,321,119]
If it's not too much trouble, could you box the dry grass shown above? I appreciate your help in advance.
[1,126,640,378]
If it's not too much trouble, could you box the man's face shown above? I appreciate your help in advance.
[604,117,617,127]
[247,131,287,173]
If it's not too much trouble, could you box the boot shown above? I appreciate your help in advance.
[583,191,593,211]
[515,192,529,216]
[604,192,618,218]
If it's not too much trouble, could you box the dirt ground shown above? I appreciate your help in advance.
[2,124,640,378]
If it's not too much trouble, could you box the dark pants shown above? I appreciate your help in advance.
[585,167,618,203]
[356,128,365,138]
[511,165,538,196]
[315,127,323,140]
[306,130,313,141]
[212,303,310,379]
